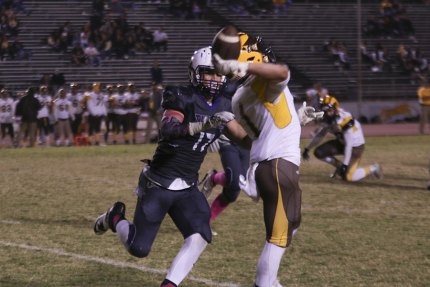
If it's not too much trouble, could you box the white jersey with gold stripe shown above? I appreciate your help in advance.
[231,75,301,166]
[337,108,365,147]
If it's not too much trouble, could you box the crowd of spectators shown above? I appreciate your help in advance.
[397,43,429,83]
[363,0,417,43]
[0,0,30,60]
[168,0,208,19]
[322,38,351,71]
[45,0,169,66]
[222,0,292,16]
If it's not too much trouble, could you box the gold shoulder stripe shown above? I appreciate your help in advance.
[251,78,291,128]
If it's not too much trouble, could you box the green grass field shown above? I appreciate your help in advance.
[1,135,429,287]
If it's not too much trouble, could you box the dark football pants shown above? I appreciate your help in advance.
[126,175,212,258]
[314,139,344,167]
[255,158,301,248]
[219,144,250,203]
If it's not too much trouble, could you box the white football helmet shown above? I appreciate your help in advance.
[189,46,225,97]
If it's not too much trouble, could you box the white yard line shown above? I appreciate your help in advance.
[0,240,240,287]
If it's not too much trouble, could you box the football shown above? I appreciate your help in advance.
[211,25,241,60]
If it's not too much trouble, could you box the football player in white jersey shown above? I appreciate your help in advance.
[85,82,107,145]
[213,31,321,287]
[111,84,130,144]
[124,82,141,144]
[66,83,84,139]
[302,95,382,181]
[0,89,15,147]
[35,85,53,146]
[52,88,74,146]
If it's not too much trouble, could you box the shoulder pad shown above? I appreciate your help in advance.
[161,85,192,113]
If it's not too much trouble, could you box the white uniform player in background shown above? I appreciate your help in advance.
[66,83,84,139]
[53,88,74,146]
[35,85,53,146]
[302,95,382,181]
[85,82,107,145]
[0,89,16,147]
[112,84,129,144]
[213,31,322,287]
[124,82,141,144]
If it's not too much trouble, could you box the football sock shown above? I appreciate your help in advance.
[210,194,230,223]
[255,242,286,287]
[212,172,226,186]
[166,233,208,285]
[350,166,371,181]
[115,220,130,246]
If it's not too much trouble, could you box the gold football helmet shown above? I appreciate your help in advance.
[320,95,340,113]
[237,32,275,64]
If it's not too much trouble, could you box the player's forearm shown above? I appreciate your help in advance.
[224,120,252,149]
[248,63,289,81]
[160,117,189,139]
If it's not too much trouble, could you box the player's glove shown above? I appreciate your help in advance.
[211,111,235,124]
[302,148,310,161]
[213,54,249,78]
[297,102,324,126]
[338,164,348,180]
[188,111,235,136]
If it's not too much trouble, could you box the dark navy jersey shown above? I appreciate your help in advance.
[147,85,232,190]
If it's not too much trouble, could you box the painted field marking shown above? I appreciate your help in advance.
[0,240,240,287]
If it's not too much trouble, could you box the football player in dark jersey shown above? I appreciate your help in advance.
[93,46,250,287]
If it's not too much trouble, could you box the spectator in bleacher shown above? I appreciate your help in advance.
[272,0,291,14]
[15,87,41,147]
[371,43,390,72]
[190,1,203,19]
[9,37,30,60]
[6,14,18,37]
[150,60,163,86]
[79,24,91,48]
[84,41,101,66]
[380,0,394,17]
[360,41,374,66]
[140,25,154,54]
[50,69,66,92]
[71,42,87,66]
[97,31,113,59]
[152,27,168,52]
[0,35,11,60]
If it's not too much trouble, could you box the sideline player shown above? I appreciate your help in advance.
[302,95,382,181]
[212,30,318,287]
[93,46,248,287]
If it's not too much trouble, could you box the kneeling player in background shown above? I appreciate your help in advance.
[302,95,382,181]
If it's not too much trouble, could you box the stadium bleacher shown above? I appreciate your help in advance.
[1,0,428,102]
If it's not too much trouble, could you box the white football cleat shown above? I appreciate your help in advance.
[372,163,383,179]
